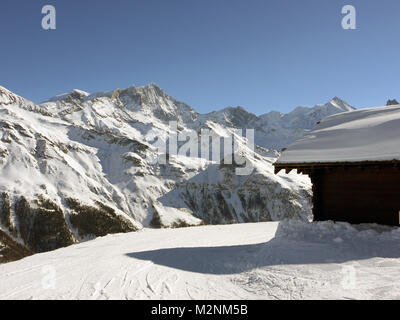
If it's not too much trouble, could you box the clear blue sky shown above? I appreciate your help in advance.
[1,0,399,114]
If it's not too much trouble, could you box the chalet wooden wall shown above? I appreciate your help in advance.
[311,166,400,226]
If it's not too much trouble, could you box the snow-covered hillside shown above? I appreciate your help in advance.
[0,84,353,262]
[1,221,399,300]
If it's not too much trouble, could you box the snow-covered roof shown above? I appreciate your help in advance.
[275,105,400,165]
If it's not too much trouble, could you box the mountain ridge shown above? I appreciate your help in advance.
[40,84,354,123]
[38,83,355,150]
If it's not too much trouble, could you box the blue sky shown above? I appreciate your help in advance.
[1,0,399,114]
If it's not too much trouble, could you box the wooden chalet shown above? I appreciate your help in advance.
[274,105,400,226]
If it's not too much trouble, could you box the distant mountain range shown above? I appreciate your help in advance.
[203,96,355,150]
[0,83,354,262]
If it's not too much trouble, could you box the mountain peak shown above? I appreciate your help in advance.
[136,83,165,95]
[0,85,27,105]
[147,82,162,89]
[328,96,355,112]
[221,106,247,113]
[330,96,343,103]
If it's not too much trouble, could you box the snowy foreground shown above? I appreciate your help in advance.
[1,220,400,300]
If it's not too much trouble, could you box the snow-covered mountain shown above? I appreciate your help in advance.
[196,97,354,150]
[0,84,354,262]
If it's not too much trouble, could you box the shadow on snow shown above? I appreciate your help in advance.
[126,223,400,275]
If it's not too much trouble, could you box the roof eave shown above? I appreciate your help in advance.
[273,159,400,175]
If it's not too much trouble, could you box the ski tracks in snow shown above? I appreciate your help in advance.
[2,222,400,299]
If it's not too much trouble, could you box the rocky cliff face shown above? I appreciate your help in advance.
[0,84,353,262]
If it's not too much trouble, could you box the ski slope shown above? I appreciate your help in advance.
[1,221,400,300]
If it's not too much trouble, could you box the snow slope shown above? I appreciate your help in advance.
[277,105,400,164]
[1,221,399,300]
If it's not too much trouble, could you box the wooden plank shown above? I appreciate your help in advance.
[316,167,400,226]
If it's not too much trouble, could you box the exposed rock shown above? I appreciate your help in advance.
[66,198,138,238]
[149,210,163,229]
[0,192,16,235]
[14,196,75,252]
[0,230,32,263]
[0,193,138,262]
